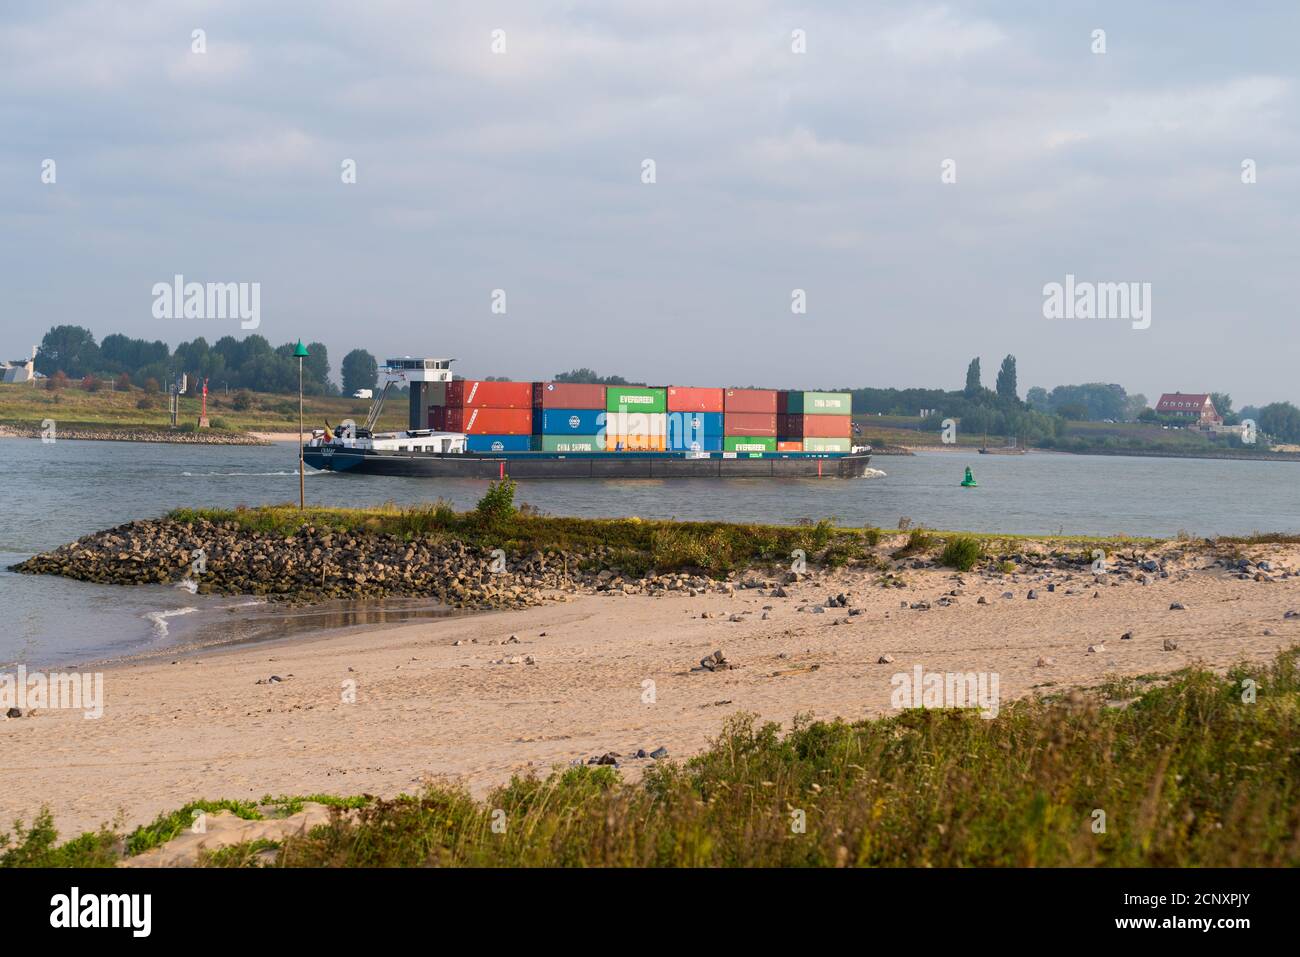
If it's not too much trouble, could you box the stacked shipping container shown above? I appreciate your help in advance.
[776,391,854,452]
[666,386,723,451]
[531,382,607,451]
[723,389,779,453]
[605,386,667,451]
[426,378,853,455]
[429,380,533,452]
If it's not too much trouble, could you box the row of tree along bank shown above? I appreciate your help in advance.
[31,325,382,398]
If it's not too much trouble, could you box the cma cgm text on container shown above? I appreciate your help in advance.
[534,408,606,434]
[779,391,852,415]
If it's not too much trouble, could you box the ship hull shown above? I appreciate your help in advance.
[304,447,871,479]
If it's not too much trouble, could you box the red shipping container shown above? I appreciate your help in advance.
[779,414,851,438]
[445,380,533,409]
[532,382,607,409]
[442,407,533,435]
[666,386,724,413]
[430,406,446,430]
[776,440,804,452]
[724,412,778,436]
[724,388,778,414]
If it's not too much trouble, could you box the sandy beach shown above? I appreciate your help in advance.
[5,544,1299,838]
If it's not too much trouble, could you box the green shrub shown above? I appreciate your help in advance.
[891,527,935,559]
[0,809,119,867]
[939,534,983,571]
[475,479,517,524]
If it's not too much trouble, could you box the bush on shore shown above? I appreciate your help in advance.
[939,534,984,571]
[891,527,935,558]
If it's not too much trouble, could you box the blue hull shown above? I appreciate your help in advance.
[304,447,870,479]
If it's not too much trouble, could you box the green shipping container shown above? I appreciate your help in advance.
[785,391,852,414]
[607,386,666,414]
[802,437,852,452]
[538,434,603,452]
[724,436,777,453]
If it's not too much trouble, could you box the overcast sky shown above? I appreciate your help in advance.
[2,1,1297,407]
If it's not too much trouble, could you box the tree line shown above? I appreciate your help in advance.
[31,325,385,397]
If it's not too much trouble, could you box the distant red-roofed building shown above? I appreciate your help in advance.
[1155,392,1221,426]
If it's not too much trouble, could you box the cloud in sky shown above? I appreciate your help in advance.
[1,0,1297,405]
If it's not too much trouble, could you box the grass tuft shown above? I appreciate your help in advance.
[891,527,936,559]
[939,534,984,571]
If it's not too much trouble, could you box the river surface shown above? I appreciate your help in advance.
[2,438,1296,666]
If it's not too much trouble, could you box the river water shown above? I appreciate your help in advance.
[2,438,1296,666]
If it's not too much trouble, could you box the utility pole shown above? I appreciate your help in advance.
[294,341,309,509]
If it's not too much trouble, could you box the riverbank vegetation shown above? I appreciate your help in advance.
[0,381,405,435]
[5,648,1298,867]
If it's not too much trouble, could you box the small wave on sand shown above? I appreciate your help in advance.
[145,607,198,639]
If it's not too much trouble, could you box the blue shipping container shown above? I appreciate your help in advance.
[536,408,606,435]
[465,434,532,453]
[681,412,724,435]
[678,435,723,452]
[666,412,723,451]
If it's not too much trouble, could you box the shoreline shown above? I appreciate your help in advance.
[5,546,1298,837]
[59,596,484,674]
[887,441,1300,463]
[0,423,270,445]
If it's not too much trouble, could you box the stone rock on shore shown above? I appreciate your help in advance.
[9,517,606,609]
[9,517,792,611]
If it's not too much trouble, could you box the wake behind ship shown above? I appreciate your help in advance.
[303,357,871,479]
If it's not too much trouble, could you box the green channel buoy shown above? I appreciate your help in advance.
[961,466,978,487]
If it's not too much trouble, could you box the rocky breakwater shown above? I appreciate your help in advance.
[10,518,602,609]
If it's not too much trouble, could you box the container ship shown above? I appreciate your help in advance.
[302,357,871,479]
